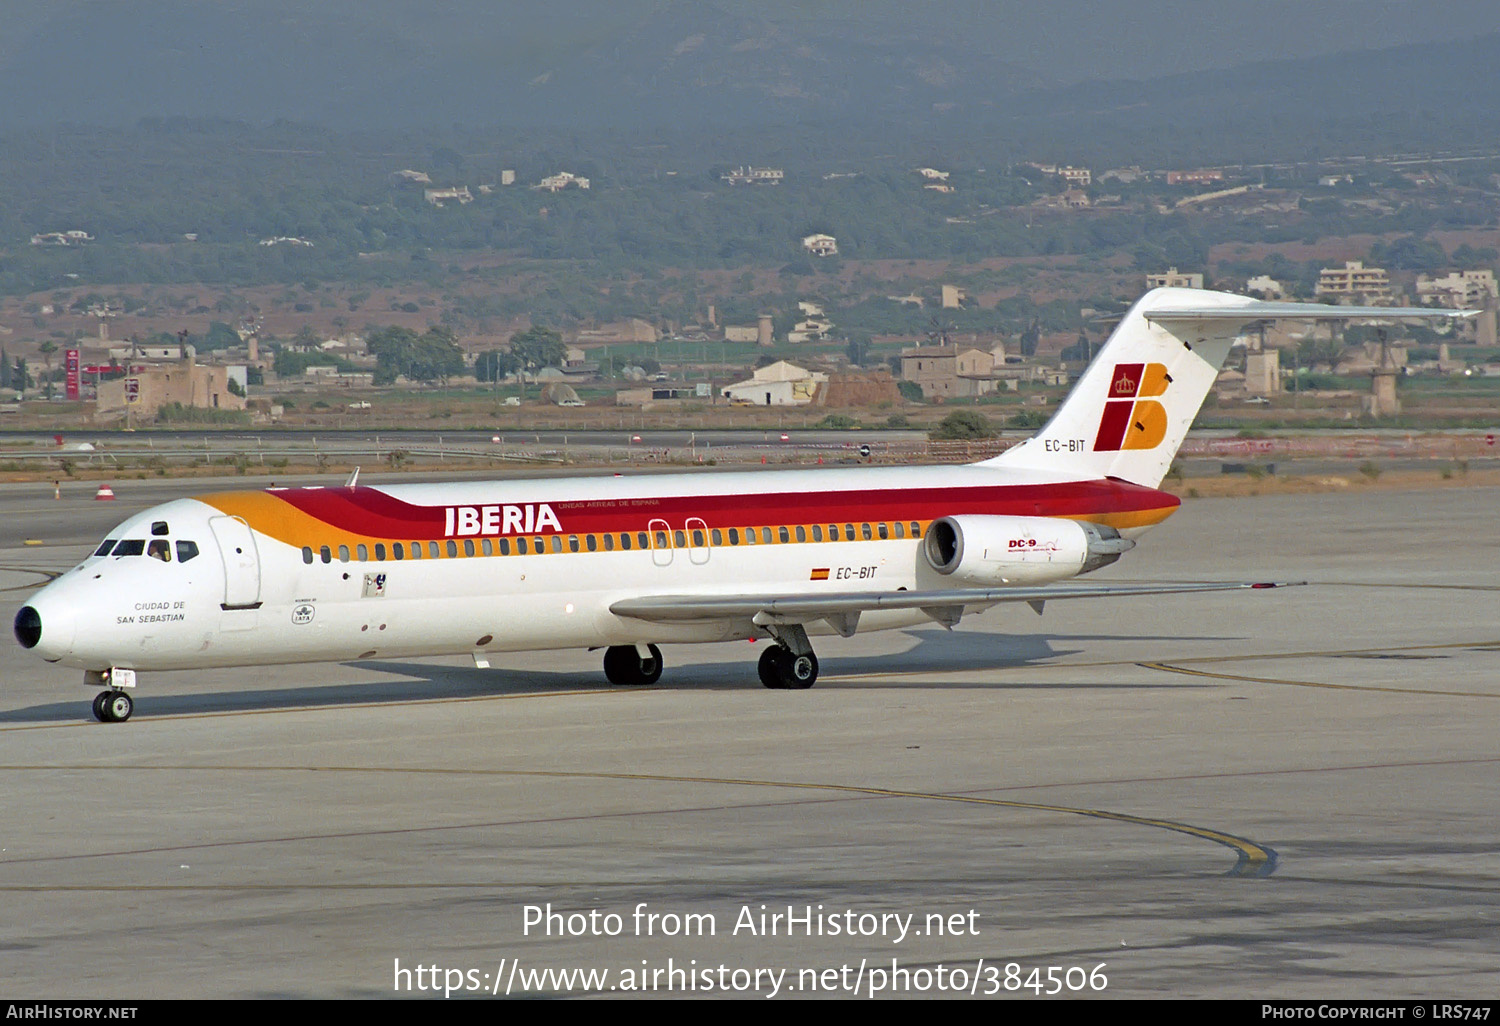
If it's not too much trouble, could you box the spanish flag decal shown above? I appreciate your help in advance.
[810,568,831,581]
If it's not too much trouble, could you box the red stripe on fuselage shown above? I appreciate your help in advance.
[265,479,1178,539]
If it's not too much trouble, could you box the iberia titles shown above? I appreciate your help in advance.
[445,503,563,537]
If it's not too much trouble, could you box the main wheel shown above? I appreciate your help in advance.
[603,644,664,686]
[785,651,819,690]
[758,647,819,690]
[101,691,133,723]
[758,647,787,689]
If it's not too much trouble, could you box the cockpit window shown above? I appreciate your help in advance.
[151,521,169,536]
[94,539,117,557]
[147,539,171,562]
[176,540,199,563]
[111,540,145,557]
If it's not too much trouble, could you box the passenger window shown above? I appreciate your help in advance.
[812,525,822,542]
[302,546,314,564]
[778,526,790,544]
[551,536,562,553]
[499,538,511,555]
[761,528,772,544]
[147,539,171,562]
[569,535,580,553]
[428,541,439,559]
[728,528,739,545]
[878,523,889,540]
[320,545,331,564]
[828,525,840,541]
[409,542,422,559]
[375,543,386,560]
[619,533,630,551]
[603,533,614,551]
[357,544,368,561]
[910,521,921,536]
[845,524,855,539]
[862,523,873,540]
[673,530,686,548]
[151,521,169,537]
[894,522,905,539]
[338,545,350,562]
[517,537,529,555]
[177,540,199,563]
[710,529,722,546]
[794,526,806,543]
[655,531,669,549]
[743,528,755,545]
[586,535,598,552]
[393,543,404,560]
[446,541,458,558]
[95,539,117,557]
[637,532,649,550]
[464,539,475,557]
[535,537,546,554]
[481,538,493,556]
[112,540,145,557]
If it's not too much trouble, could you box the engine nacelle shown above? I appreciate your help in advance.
[922,515,1134,587]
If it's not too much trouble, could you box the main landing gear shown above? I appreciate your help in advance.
[756,622,820,690]
[603,644,664,686]
[757,646,819,690]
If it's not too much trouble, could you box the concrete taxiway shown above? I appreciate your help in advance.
[0,476,1496,998]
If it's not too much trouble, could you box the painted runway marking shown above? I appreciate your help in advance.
[1141,661,1500,698]
[0,763,1276,878]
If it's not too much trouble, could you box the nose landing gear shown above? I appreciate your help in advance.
[92,689,134,723]
[86,667,136,723]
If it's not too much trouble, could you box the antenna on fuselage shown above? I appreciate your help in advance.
[346,467,360,488]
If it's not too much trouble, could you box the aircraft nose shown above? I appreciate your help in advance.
[14,601,76,659]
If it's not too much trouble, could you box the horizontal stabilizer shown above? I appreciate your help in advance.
[611,581,1303,626]
[1146,301,1477,323]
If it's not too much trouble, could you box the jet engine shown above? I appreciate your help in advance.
[922,515,1134,587]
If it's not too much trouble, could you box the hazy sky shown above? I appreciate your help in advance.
[3,1,1497,128]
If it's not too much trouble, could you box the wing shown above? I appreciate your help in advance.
[610,581,1301,635]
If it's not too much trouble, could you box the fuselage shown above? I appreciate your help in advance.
[16,462,1178,673]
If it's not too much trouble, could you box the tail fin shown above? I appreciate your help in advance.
[979,287,1474,488]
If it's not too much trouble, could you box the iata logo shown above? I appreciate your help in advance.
[1095,362,1172,451]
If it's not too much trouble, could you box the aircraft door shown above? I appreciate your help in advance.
[209,515,263,609]
[648,518,673,568]
[685,517,710,565]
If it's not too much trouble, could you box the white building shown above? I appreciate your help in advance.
[721,361,828,406]
[801,234,838,257]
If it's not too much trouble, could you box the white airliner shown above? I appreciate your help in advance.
[14,288,1471,721]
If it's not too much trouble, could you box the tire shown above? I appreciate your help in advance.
[103,691,133,722]
[91,692,110,722]
[787,651,819,689]
[758,647,786,689]
[604,644,664,686]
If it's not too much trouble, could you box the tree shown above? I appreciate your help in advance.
[474,349,520,383]
[930,410,995,440]
[37,341,57,399]
[508,325,564,376]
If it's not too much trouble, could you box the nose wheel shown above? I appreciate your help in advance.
[91,690,134,723]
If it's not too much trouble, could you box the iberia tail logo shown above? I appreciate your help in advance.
[1094,362,1172,451]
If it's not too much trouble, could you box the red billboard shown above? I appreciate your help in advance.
[65,348,80,400]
